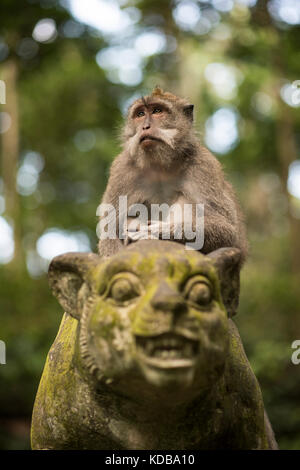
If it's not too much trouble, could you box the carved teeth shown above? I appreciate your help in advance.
[145,342,153,355]
[136,333,198,360]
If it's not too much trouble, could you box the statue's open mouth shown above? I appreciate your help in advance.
[135,332,199,369]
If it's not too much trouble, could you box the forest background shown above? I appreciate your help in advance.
[0,0,300,449]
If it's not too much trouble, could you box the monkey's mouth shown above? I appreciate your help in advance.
[140,135,161,144]
[135,332,199,369]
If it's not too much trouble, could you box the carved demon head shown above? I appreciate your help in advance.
[48,240,241,404]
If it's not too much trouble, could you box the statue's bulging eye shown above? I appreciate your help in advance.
[184,276,212,307]
[107,275,141,303]
[188,283,211,305]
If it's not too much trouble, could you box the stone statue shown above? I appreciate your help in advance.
[31,240,277,449]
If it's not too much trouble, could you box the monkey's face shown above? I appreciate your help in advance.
[131,101,177,149]
[124,93,195,169]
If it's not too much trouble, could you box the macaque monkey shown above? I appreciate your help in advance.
[98,87,248,263]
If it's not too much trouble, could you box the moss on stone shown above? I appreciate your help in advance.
[31,241,277,450]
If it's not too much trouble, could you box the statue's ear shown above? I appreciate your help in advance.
[183,104,194,121]
[207,247,241,317]
[48,252,100,320]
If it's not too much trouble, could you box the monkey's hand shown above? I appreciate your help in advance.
[124,222,150,245]
[124,219,148,245]
[125,221,172,244]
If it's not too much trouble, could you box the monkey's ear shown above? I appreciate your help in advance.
[48,252,100,320]
[207,247,241,317]
[183,104,194,121]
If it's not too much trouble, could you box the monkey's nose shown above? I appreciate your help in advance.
[142,116,151,130]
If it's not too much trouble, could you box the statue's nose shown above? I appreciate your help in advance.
[150,282,186,315]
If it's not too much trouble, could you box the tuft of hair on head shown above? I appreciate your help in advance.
[151,85,164,96]
[151,86,180,103]
[151,86,193,119]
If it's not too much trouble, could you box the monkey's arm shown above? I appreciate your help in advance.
[98,156,141,257]
[168,214,244,259]
[124,197,245,260]
[201,214,239,251]
[97,158,125,257]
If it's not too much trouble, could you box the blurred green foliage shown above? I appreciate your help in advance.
[0,0,300,450]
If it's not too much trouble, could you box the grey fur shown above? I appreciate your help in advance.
[98,89,248,264]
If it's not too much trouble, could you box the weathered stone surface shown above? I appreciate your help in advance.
[31,240,277,450]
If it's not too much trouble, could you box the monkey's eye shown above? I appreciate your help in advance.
[152,107,162,114]
[184,276,212,307]
[136,110,145,117]
[107,273,141,303]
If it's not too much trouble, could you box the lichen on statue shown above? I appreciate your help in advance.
[31,240,277,450]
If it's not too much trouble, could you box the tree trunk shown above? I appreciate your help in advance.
[276,100,300,275]
[1,58,23,271]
